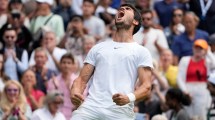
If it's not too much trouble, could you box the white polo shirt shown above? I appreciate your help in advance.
[31,107,66,120]
[83,40,153,108]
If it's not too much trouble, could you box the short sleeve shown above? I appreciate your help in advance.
[137,47,153,69]
[83,46,97,66]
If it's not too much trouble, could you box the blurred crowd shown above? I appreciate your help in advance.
[0,0,214,120]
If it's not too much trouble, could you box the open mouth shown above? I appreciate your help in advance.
[118,11,125,18]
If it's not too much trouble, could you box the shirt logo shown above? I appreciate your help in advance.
[114,47,121,49]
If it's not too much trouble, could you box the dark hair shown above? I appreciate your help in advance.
[120,4,142,35]
[83,0,94,5]
[141,9,153,16]
[70,14,84,22]
[166,88,191,106]
[60,53,75,64]
[4,24,16,33]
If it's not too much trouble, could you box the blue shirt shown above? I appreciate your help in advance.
[154,0,184,28]
[171,29,209,59]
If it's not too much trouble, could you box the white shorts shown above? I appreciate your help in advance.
[71,105,135,120]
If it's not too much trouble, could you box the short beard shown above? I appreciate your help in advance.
[115,21,132,31]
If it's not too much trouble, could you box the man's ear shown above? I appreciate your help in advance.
[133,20,139,26]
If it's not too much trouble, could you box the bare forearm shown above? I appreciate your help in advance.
[71,77,87,94]
[134,83,151,101]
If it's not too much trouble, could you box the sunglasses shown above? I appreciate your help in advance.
[142,17,151,21]
[5,36,15,39]
[173,14,183,17]
[6,88,19,93]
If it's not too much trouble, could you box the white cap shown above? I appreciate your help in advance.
[36,0,53,5]
[208,72,215,85]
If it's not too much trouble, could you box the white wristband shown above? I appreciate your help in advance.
[127,93,136,102]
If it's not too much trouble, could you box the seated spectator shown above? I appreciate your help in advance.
[177,39,212,120]
[0,25,28,81]
[165,88,191,120]
[95,0,117,25]
[171,12,209,65]
[82,0,106,41]
[0,0,8,29]
[0,9,33,52]
[59,15,87,55]
[164,8,185,47]
[21,69,45,111]
[29,47,56,94]
[47,53,87,120]
[134,9,169,62]
[0,80,32,119]
[159,49,178,88]
[31,90,66,120]
[53,0,76,30]
[30,0,64,44]
[29,31,67,73]
[0,54,10,93]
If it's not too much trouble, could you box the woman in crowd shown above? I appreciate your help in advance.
[165,88,191,120]
[177,39,213,120]
[47,53,87,120]
[0,80,32,120]
[164,8,185,47]
[21,69,45,111]
[31,90,66,120]
[159,49,178,88]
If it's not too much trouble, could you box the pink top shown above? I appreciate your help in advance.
[27,89,45,111]
[47,73,88,120]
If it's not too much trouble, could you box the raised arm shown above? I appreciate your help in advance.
[134,67,153,101]
[70,63,95,107]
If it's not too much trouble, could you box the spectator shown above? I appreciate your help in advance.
[31,90,66,120]
[0,54,10,93]
[30,0,64,44]
[159,49,178,88]
[29,47,56,94]
[47,53,88,120]
[53,0,76,30]
[59,15,87,56]
[0,0,8,29]
[165,88,191,120]
[0,80,32,119]
[154,0,184,28]
[172,12,209,65]
[29,31,67,73]
[76,35,96,69]
[134,9,169,62]
[178,0,215,35]
[82,0,106,41]
[21,69,45,111]
[0,25,28,81]
[0,9,33,52]
[177,39,212,120]
[164,8,185,47]
[95,0,117,25]
[8,0,23,12]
